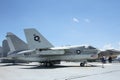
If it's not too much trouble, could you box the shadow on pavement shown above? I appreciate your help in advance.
[20,64,98,69]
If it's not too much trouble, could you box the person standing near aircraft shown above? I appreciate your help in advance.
[108,56,112,63]
[101,56,106,64]
[100,56,106,68]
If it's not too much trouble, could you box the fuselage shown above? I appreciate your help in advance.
[7,45,99,62]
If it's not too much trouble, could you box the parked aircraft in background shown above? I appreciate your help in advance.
[0,40,10,58]
[0,39,11,63]
[0,46,3,58]
[2,39,10,57]
[98,49,120,58]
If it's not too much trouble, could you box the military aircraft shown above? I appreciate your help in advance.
[3,29,100,67]
[23,28,100,66]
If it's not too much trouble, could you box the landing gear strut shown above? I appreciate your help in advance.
[40,60,60,67]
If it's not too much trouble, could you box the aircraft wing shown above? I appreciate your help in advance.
[38,49,65,56]
[0,57,13,60]
[16,49,65,56]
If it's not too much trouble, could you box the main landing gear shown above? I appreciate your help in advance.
[44,62,54,67]
[80,61,87,67]
[40,62,54,67]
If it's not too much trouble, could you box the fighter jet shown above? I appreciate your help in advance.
[22,28,100,67]
[3,29,99,66]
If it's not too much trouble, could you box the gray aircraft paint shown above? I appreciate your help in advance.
[4,28,99,66]
[6,32,28,52]
[24,28,53,49]
[22,28,99,62]
[2,39,10,57]
[0,46,3,57]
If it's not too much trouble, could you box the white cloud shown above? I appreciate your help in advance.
[73,17,79,23]
[72,17,91,23]
[100,42,120,51]
[101,43,114,51]
[84,18,90,23]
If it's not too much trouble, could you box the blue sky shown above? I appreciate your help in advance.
[0,0,120,50]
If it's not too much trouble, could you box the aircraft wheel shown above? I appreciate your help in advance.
[46,63,50,67]
[49,62,54,67]
[45,62,53,67]
[80,63,85,67]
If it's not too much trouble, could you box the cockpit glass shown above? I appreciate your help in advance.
[87,46,96,49]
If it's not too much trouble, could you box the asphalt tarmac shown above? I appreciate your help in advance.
[0,62,120,80]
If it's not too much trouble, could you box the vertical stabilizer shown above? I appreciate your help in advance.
[0,46,3,57]
[2,39,10,57]
[24,28,54,49]
[6,32,28,52]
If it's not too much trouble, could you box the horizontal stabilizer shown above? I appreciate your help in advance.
[6,32,28,52]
